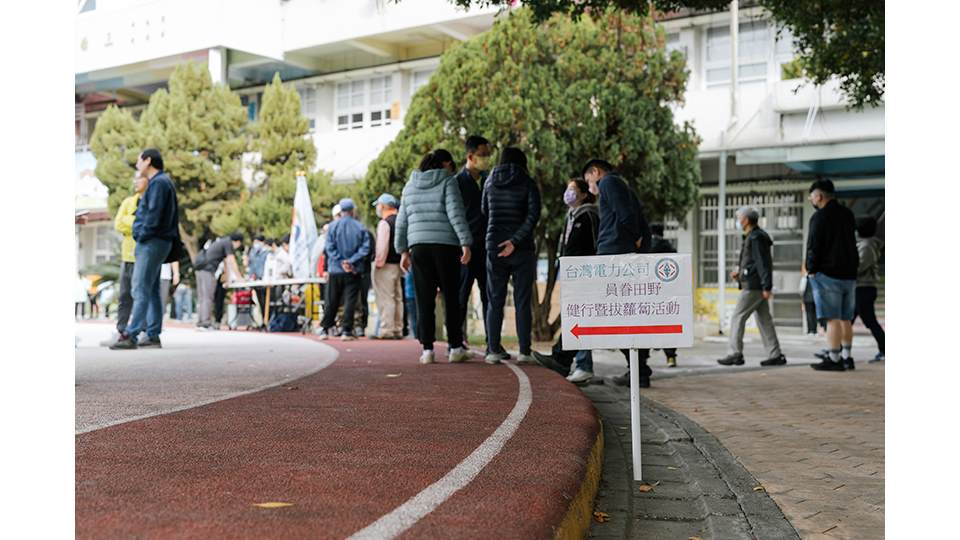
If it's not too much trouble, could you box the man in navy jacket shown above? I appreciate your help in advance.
[111,148,180,350]
[583,159,653,387]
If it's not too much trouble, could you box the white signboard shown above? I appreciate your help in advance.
[560,253,694,351]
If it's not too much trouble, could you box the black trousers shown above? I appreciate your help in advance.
[116,261,135,334]
[355,270,371,330]
[411,244,463,350]
[458,243,489,345]
[485,250,537,356]
[618,349,652,378]
[853,286,885,354]
[322,273,361,333]
[213,280,226,324]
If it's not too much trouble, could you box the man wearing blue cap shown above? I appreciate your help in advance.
[370,193,403,339]
[317,198,371,341]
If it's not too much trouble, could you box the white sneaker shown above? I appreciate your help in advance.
[516,354,539,366]
[448,347,469,363]
[419,350,436,364]
[566,369,594,383]
[484,353,502,365]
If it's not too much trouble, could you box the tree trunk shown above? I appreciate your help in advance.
[180,224,199,264]
[532,233,561,342]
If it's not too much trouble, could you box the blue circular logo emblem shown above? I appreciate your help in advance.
[655,258,680,282]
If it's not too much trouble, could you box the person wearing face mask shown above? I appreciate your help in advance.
[371,194,403,339]
[455,135,508,360]
[581,159,653,387]
[395,149,473,364]
[716,206,787,367]
[532,179,599,382]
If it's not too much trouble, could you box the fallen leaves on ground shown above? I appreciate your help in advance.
[593,511,610,523]
[753,486,765,492]
[386,373,403,378]
[282,385,299,390]
[252,502,294,508]
[638,483,655,493]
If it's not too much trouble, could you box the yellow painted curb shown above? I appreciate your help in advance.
[554,421,604,540]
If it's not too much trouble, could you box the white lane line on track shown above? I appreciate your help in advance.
[347,363,532,540]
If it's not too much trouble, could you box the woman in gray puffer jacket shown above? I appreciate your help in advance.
[395,149,474,365]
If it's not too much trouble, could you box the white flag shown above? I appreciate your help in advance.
[290,174,318,279]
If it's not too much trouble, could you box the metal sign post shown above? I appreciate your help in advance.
[629,348,642,482]
[558,253,694,485]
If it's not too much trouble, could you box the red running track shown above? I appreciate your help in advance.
[76,336,600,539]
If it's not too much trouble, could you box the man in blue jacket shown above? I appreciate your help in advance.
[111,148,180,350]
[317,198,371,341]
[582,159,653,387]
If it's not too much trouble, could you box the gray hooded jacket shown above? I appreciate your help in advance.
[395,168,473,253]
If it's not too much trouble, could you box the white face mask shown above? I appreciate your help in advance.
[735,219,743,231]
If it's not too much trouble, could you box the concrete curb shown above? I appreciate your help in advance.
[554,426,605,540]
[584,383,800,539]
[643,398,800,539]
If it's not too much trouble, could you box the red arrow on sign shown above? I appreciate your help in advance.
[571,323,683,339]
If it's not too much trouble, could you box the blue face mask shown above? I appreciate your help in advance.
[563,189,578,206]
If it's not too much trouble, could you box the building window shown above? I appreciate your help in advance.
[298,85,317,130]
[774,26,797,79]
[95,225,119,262]
[368,76,392,128]
[335,77,395,131]
[704,20,770,87]
[665,32,686,58]
[412,69,434,94]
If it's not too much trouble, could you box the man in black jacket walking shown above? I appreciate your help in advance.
[806,178,859,371]
[716,207,787,367]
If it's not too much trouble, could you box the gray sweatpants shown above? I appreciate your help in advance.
[196,270,217,326]
[728,289,782,358]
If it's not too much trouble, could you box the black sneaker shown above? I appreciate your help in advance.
[611,371,652,388]
[760,355,787,367]
[811,359,846,371]
[814,349,830,361]
[843,357,855,370]
[717,353,745,366]
[109,335,137,350]
[138,337,162,349]
[531,351,567,376]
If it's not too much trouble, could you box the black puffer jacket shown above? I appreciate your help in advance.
[738,227,774,291]
[481,163,542,252]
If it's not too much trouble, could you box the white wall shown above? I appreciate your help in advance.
[76,0,284,74]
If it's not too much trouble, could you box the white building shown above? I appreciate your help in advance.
[74,0,883,328]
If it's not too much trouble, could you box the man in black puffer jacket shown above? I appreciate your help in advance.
[481,147,542,366]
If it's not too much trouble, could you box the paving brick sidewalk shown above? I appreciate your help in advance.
[643,364,885,539]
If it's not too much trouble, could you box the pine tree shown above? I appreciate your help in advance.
[138,62,248,261]
[243,73,365,238]
[363,8,701,340]
[89,105,142,214]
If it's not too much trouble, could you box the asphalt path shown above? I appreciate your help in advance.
[75,323,337,433]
